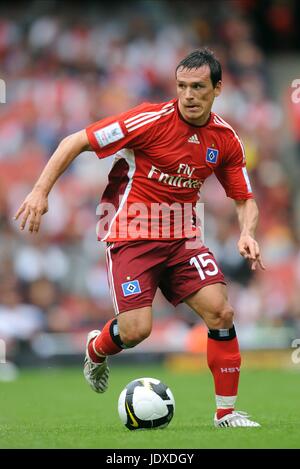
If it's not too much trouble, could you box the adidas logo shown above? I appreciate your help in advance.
[188,134,200,144]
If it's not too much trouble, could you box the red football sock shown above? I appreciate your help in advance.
[88,319,123,363]
[207,327,241,420]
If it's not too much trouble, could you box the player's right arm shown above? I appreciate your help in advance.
[14,129,91,233]
[15,100,172,233]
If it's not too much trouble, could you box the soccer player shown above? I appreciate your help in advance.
[14,49,265,428]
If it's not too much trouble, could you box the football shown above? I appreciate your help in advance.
[118,377,175,430]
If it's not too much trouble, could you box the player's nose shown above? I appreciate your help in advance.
[184,87,194,99]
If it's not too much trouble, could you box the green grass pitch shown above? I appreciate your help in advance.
[0,363,299,448]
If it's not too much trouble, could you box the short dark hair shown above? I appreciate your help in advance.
[175,48,222,88]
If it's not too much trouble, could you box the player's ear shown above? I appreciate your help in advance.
[214,80,222,97]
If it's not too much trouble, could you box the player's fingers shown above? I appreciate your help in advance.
[20,209,30,230]
[238,242,248,257]
[254,241,260,257]
[14,203,26,220]
[248,241,257,260]
[257,255,266,270]
[251,259,257,271]
[33,212,42,233]
[28,211,38,233]
[253,242,265,267]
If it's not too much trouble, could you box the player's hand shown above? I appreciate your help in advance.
[238,235,266,271]
[13,189,48,233]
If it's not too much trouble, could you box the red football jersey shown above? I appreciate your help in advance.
[86,99,253,241]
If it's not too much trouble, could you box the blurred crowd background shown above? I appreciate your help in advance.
[1,0,300,366]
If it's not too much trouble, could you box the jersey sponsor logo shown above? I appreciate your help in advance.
[188,134,200,144]
[94,122,124,147]
[148,165,202,189]
[177,163,195,177]
[205,147,219,164]
[121,280,141,296]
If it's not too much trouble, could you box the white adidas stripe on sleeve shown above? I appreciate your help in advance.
[213,114,246,163]
[124,105,175,133]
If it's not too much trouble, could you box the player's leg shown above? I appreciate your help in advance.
[118,306,152,346]
[84,240,165,393]
[161,239,260,427]
[88,306,152,362]
[185,283,260,427]
[184,284,240,416]
[84,306,152,393]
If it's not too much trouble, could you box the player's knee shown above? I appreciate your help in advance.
[212,305,234,329]
[120,324,151,347]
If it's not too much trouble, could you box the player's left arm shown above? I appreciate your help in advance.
[235,198,266,271]
[214,129,265,271]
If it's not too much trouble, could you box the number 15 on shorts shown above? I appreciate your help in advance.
[190,253,219,280]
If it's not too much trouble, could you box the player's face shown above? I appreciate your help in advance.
[176,65,222,126]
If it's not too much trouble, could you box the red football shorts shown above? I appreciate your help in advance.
[105,238,226,314]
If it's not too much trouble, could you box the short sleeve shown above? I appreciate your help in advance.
[85,103,158,159]
[214,132,254,200]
